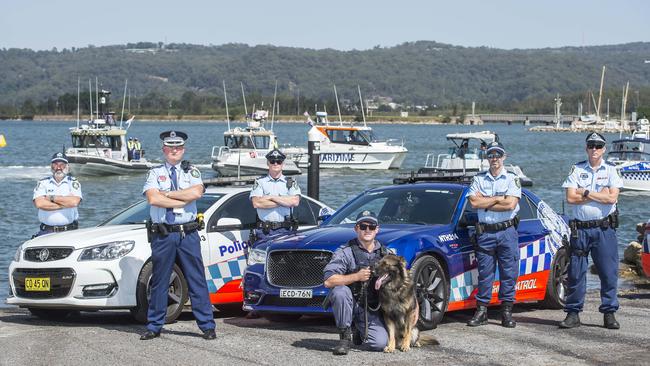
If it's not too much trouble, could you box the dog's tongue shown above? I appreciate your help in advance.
[375,274,389,290]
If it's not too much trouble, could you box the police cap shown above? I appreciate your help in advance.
[160,130,187,146]
[356,210,378,225]
[485,141,506,155]
[51,152,68,164]
[265,148,286,161]
[585,132,606,145]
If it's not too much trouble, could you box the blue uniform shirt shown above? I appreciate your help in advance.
[142,162,203,224]
[468,169,521,224]
[249,174,301,222]
[323,240,384,281]
[562,160,623,221]
[33,175,83,226]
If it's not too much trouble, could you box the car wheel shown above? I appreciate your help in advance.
[28,308,75,320]
[130,261,189,324]
[262,313,302,322]
[542,247,569,309]
[411,255,449,330]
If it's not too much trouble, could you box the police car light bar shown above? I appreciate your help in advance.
[393,171,477,185]
[203,176,260,187]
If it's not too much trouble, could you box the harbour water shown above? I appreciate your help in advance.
[1,120,648,305]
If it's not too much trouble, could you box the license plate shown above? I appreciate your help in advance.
[25,277,51,292]
[279,289,312,298]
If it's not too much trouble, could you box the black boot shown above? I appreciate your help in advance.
[559,312,581,329]
[333,327,352,355]
[467,305,488,327]
[501,303,516,328]
[604,313,620,329]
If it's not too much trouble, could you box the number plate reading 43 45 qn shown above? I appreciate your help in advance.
[279,289,312,298]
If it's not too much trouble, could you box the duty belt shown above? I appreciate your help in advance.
[257,221,291,230]
[479,218,517,233]
[40,221,78,232]
[160,221,200,233]
[573,217,610,229]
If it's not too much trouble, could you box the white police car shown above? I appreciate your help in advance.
[7,184,331,322]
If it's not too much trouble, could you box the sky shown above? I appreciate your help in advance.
[1,0,648,51]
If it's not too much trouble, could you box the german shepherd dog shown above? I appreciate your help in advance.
[373,254,421,352]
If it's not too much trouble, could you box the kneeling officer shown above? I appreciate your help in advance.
[140,130,216,341]
[323,211,388,355]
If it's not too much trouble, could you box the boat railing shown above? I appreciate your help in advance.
[211,146,230,160]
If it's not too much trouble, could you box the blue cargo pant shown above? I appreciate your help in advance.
[329,285,388,351]
[147,230,216,333]
[565,226,619,314]
[475,226,520,306]
[253,227,292,244]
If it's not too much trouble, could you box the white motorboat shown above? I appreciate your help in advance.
[210,110,302,176]
[419,130,533,186]
[287,112,408,170]
[66,89,154,176]
[607,118,650,191]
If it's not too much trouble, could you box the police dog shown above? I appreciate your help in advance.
[373,254,421,352]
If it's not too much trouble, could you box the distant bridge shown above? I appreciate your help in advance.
[475,114,579,123]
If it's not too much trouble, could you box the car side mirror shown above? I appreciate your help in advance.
[458,212,478,228]
[216,217,243,231]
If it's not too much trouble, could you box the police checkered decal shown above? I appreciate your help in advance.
[621,171,650,181]
[519,239,551,276]
[205,255,248,293]
[449,269,478,301]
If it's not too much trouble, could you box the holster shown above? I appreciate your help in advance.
[145,219,154,243]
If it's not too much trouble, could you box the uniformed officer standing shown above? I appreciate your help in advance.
[249,148,301,243]
[324,211,389,355]
[560,132,623,330]
[32,152,82,237]
[140,130,216,341]
[467,141,521,328]
[127,137,135,161]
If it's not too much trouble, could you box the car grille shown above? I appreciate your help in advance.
[267,250,332,288]
[261,295,327,308]
[12,268,76,299]
[24,247,74,262]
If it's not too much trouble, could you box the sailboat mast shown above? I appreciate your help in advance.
[334,84,343,124]
[357,85,366,127]
[241,82,248,120]
[88,79,93,121]
[271,80,278,131]
[120,79,128,128]
[95,77,99,120]
[596,65,605,120]
[76,77,80,128]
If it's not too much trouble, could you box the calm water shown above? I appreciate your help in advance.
[1,120,648,305]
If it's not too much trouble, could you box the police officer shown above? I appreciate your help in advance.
[140,130,216,341]
[32,153,82,237]
[133,137,142,160]
[323,211,389,355]
[560,132,623,330]
[467,141,521,328]
[250,148,301,242]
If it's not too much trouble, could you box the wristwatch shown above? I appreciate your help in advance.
[49,195,55,202]
[582,190,590,198]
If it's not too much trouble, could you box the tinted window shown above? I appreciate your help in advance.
[518,194,537,220]
[101,194,223,226]
[208,192,257,231]
[293,198,319,225]
[327,187,462,226]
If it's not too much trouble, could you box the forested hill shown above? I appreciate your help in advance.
[2,41,650,107]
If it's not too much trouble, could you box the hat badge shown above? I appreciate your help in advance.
[170,131,176,138]
[362,210,370,216]
[56,153,63,158]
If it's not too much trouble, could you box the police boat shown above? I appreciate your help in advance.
[606,118,650,191]
[65,89,155,176]
[284,111,408,170]
[210,109,302,176]
[418,130,533,186]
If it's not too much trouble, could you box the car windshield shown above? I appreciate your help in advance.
[100,193,225,226]
[326,187,463,226]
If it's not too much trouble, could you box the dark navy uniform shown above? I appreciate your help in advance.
[32,153,82,237]
[141,131,215,338]
[562,133,623,318]
[249,149,301,242]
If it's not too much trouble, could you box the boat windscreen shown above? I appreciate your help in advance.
[326,129,370,145]
[224,135,269,149]
[72,135,121,150]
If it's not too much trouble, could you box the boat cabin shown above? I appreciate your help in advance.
[69,128,127,160]
[223,128,276,151]
[609,138,650,162]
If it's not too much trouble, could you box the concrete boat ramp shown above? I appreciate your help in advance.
[1,287,649,366]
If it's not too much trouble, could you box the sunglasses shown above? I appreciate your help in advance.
[587,143,605,150]
[268,159,284,165]
[357,223,377,231]
[486,153,503,160]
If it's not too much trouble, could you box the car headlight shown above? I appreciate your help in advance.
[247,248,267,266]
[78,241,135,261]
[13,244,23,262]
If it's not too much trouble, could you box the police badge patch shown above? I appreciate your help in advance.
[72,181,80,190]
[514,177,521,188]
[191,167,201,178]
[252,179,259,190]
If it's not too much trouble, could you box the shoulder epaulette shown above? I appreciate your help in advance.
[605,161,616,166]
[39,176,50,181]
